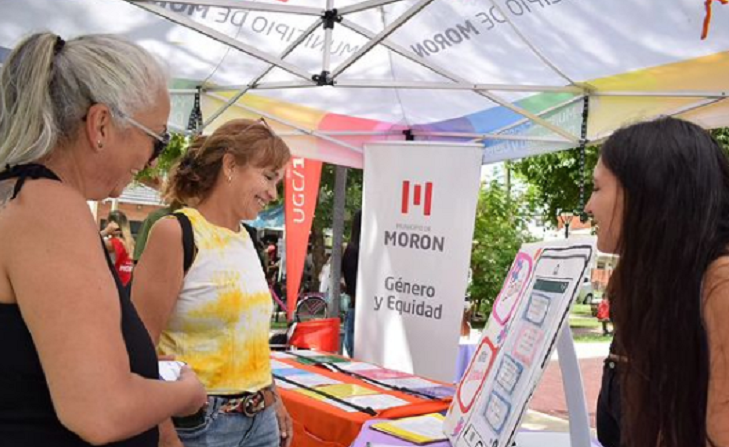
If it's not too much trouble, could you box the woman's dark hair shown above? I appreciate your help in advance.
[603,117,729,447]
[349,210,362,249]
[165,119,290,205]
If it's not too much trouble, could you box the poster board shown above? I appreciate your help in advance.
[445,239,595,447]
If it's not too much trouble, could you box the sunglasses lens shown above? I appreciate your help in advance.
[148,133,169,165]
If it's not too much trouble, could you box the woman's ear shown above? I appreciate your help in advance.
[85,103,112,153]
[222,153,237,174]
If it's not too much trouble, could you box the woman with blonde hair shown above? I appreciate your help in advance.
[0,32,206,446]
[133,118,294,447]
[102,209,136,288]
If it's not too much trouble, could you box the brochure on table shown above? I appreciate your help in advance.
[444,239,595,447]
[271,350,456,414]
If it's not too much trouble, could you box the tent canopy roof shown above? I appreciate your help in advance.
[2,0,728,167]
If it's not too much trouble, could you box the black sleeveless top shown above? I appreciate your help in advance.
[0,164,159,447]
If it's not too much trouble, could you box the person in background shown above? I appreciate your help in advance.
[586,117,729,447]
[102,210,136,289]
[133,202,181,263]
[132,118,293,447]
[319,253,332,299]
[341,210,362,357]
[595,296,612,336]
[0,32,206,446]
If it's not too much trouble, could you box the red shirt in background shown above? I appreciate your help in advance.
[110,237,133,286]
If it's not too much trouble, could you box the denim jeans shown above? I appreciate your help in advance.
[344,309,355,357]
[177,395,280,447]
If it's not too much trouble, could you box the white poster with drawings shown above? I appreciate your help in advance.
[445,239,595,447]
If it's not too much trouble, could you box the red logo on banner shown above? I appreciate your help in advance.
[401,181,433,216]
[285,157,322,320]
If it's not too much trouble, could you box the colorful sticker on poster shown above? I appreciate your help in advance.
[523,293,551,327]
[495,355,523,396]
[484,391,511,435]
[511,326,545,366]
[457,337,497,413]
[492,253,533,325]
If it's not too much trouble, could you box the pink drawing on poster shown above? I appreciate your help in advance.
[493,253,533,326]
[456,337,497,413]
[512,326,545,366]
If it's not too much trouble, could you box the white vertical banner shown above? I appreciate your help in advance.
[355,142,483,382]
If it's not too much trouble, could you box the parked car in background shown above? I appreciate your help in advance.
[577,276,594,305]
[576,276,604,315]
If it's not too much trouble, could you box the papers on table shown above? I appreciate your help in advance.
[286,373,343,388]
[271,352,454,415]
[372,413,447,444]
[271,359,296,370]
[337,361,381,372]
[274,379,299,389]
[316,384,378,398]
[356,368,414,381]
[346,394,409,410]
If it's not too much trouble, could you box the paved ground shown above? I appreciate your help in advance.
[528,356,605,428]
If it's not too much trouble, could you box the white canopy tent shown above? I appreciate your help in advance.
[2,0,728,168]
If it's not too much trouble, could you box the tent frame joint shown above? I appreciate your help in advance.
[313,71,335,86]
[322,8,342,29]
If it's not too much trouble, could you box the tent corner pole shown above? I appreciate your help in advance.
[329,165,348,353]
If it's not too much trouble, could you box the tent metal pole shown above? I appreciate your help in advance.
[668,97,727,115]
[329,166,348,350]
[338,0,406,15]
[487,95,584,136]
[338,18,581,142]
[332,0,436,79]
[125,1,314,81]
[589,98,727,144]
[318,0,336,85]
[206,82,316,91]
[200,19,321,129]
[486,0,577,86]
[278,130,403,136]
[206,80,582,93]
[412,132,570,142]
[592,90,729,98]
[130,0,323,16]
[206,92,364,153]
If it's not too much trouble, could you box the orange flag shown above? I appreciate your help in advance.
[285,157,323,320]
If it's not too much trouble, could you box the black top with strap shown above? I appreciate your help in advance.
[0,164,159,447]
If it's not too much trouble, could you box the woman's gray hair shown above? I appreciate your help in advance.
[0,32,168,167]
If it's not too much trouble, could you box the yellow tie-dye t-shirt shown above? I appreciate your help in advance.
[158,208,273,394]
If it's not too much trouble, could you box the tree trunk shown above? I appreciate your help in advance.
[310,226,326,292]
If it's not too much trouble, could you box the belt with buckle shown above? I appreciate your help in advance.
[218,386,276,417]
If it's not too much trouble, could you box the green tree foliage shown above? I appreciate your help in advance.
[512,146,599,227]
[308,165,363,291]
[469,179,535,318]
[134,132,189,185]
[514,128,729,227]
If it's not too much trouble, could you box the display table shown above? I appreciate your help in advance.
[453,339,478,382]
[272,351,453,447]
[350,419,604,447]
[350,419,450,447]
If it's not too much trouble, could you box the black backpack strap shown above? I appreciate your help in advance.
[173,212,197,274]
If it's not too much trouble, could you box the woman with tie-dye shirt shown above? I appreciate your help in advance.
[132,119,292,447]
